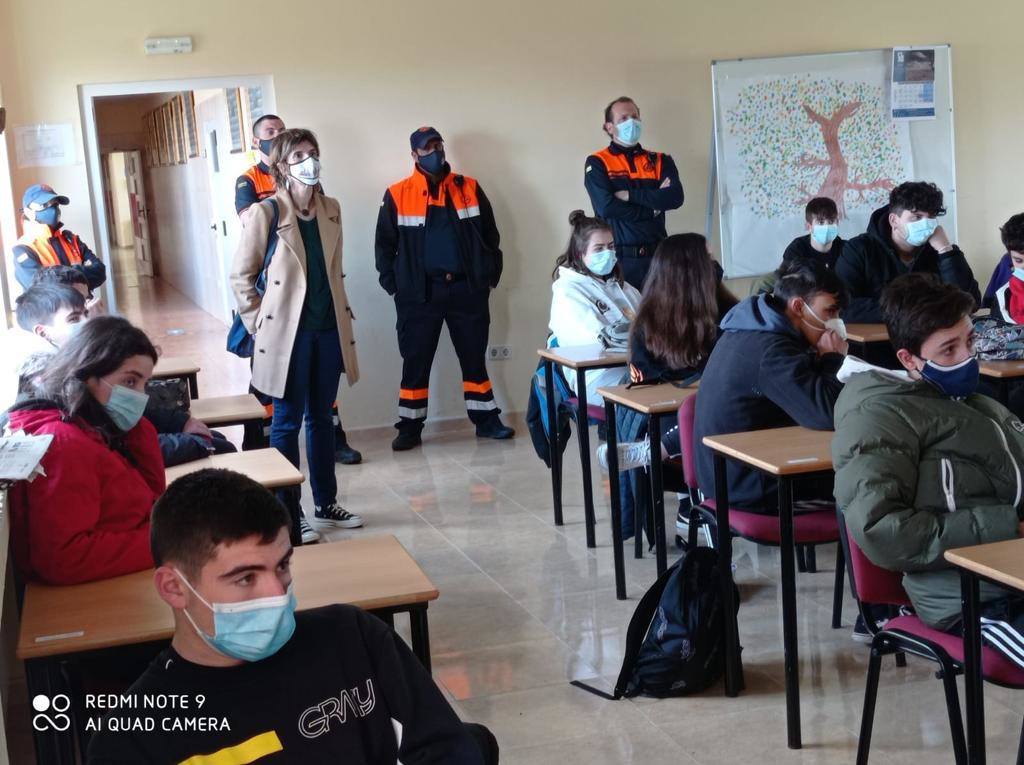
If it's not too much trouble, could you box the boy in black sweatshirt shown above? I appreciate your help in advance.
[87,469,497,765]
[836,181,978,322]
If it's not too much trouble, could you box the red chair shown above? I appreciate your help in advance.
[837,509,1024,764]
[677,394,845,628]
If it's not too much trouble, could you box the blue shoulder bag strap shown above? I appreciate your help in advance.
[254,198,280,296]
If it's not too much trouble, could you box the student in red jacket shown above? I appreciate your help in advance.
[8,315,164,585]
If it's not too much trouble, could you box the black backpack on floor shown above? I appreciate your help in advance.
[573,546,739,699]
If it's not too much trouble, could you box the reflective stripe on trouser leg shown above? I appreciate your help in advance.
[463,379,497,418]
[398,388,429,422]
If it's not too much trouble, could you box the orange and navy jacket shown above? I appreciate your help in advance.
[13,221,105,290]
[375,164,502,302]
[584,142,684,249]
[234,162,276,215]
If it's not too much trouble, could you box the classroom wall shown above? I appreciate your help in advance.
[1,0,1021,429]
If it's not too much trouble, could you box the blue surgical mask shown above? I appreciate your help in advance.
[258,138,274,156]
[919,356,979,400]
[176,571,296,662]
[904,217,938,247]
[811,224,839,247]
[584,248,617,277]
[417,149,446,176]
[614,118,642,147]
[1013,268,1024,283]
[101,380,149,432]
[34,206,60,229]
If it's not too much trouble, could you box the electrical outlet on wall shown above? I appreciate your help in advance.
[487,345,512,360]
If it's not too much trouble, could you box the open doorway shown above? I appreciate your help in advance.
[82,76,274,320]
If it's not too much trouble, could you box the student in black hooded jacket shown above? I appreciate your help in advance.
[693,260,848,511]
[835,181,978,322]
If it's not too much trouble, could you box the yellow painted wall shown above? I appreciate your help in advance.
[1,0,1022,428]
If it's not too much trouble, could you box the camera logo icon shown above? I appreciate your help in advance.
[31,694,72,732]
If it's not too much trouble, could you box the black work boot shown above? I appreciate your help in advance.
[391,424,423,451]
[334,427,362,465]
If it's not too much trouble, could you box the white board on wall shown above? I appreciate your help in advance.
[711,45,955,278]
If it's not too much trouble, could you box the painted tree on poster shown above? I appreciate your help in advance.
[727,75,902,219]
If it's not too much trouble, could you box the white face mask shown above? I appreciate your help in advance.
[802,302,847,340]
[288,156,320,186]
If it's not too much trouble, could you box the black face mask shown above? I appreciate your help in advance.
[258,138,274,156]
[417,149,445,176]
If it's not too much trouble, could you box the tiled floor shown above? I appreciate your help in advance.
[8,262,1024,762]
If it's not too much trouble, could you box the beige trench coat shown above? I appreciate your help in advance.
[230,190,359,399]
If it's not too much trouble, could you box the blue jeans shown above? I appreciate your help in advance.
[271,327,343,509]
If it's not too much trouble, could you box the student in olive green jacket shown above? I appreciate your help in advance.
[833,273,1024,664]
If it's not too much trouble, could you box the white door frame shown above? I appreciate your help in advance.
[79,74,275,314]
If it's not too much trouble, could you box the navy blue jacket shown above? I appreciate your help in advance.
[693,295,844,509]
[836,205,979,322]
[584,143,683,249]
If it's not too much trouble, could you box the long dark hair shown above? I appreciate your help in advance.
[631,233,736,369]
[15,315,158,453]
[552,210,622,283]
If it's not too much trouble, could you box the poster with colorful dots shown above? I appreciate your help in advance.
[712,47,955,278]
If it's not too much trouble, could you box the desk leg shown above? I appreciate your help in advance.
[25,657,77,765]
[778,477,802,750]
[410,605,432,673]
[605,400,627,600]
[961,571,986,765]
[543,359,564,527]
[188,373,199,400]
[713,453,744,697]
[648,413,667,575]
[576,370,597,549]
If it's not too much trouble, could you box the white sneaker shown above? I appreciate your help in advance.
[597,440,652,472]
[299,516,322,544]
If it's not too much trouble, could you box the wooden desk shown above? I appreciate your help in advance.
[536,345,628,548]
[18,535,439,763]
[845,324,889,344]
[152,356,201,399]
[165,448,304,489]
[945,538,1024,765]
[598,382,699,598]
[189,394,266,444]
[978,360,1024,406]
[702,426,835,751]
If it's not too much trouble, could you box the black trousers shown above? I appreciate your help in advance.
[395,279,498,431]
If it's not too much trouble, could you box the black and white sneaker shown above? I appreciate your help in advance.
[299,516,322,545]
[314,503,364,529]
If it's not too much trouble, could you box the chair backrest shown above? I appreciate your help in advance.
[836,508,913,608]
[678,394,699,489]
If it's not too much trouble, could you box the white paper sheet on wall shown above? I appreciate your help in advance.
[13,123,77,168]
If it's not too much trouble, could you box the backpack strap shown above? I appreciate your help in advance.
[571,557,681,700]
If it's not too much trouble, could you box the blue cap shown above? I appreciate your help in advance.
[409,126,443,151]
[22,184,69,211]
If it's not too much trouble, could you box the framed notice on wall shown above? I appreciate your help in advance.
[170,96,186,164]
[159,105,172,166]
[180,92,199,158]
[225,88,244,153]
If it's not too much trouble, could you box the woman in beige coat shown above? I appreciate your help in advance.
[231,128,361,543]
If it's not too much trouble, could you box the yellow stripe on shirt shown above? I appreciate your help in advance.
[178,731,283,765]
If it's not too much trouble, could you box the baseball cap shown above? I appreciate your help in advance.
[23,184,69,211]
[409,126,443,152]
